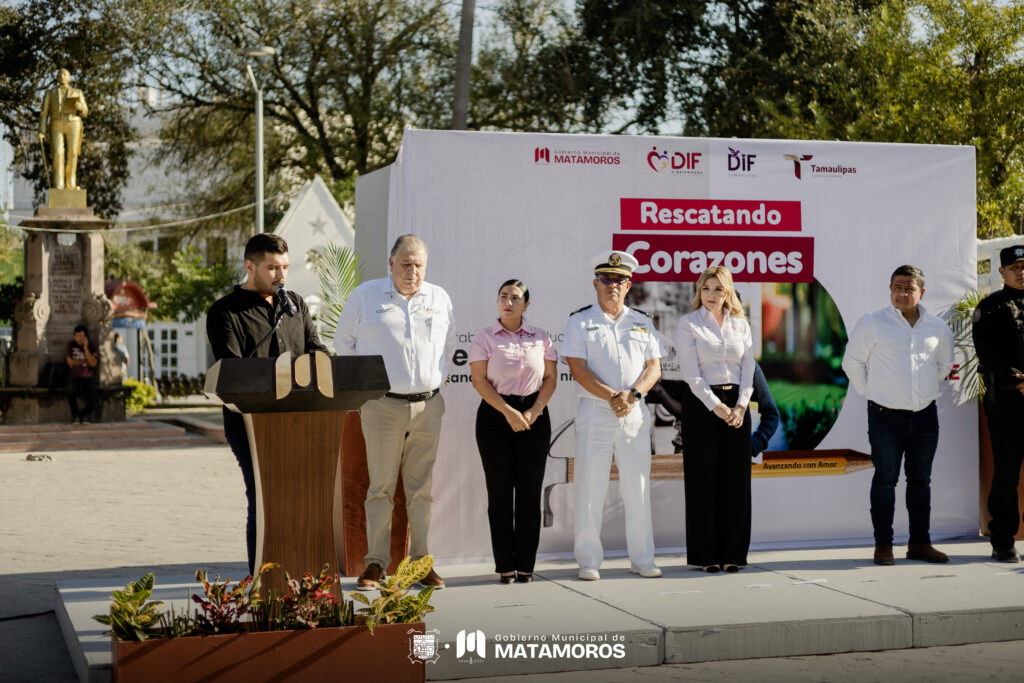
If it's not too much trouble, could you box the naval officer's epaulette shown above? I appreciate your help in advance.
[570,304,593,316]
[631,308,652,318]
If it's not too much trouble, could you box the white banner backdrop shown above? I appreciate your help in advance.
[371,129,977,565]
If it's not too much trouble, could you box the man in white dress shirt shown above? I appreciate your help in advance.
[563,251,664,580]
[842,265,954,565]
[335,234,453,589]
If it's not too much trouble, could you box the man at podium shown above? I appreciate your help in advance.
[335,234,453,591]
[207,233,327,573]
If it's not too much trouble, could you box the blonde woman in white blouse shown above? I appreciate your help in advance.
[675,266,754,573]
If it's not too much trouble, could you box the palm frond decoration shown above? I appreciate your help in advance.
[308,243,361,345]
[946,289,985,402]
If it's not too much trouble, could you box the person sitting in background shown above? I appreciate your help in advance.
[65,324,98,424]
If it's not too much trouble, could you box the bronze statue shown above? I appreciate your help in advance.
[38,68,88,190]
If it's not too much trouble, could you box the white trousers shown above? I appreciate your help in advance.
[573,398,655,568]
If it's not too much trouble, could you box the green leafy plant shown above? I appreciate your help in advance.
[191,563,274,635]
[123,378,157,413]
[253,563,355,631]
[93,573,165,641]
[349,555,436,634]
[947,289,985,401]
[157,602,198,638]
[310,242,361,344]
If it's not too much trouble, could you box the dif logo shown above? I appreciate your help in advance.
[727,147,756,173]
[457,629,486,658]
[534,147,550,164]
[647,146,702,173]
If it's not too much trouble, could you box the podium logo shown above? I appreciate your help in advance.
[535,147,550,164]
[456,629,486,658]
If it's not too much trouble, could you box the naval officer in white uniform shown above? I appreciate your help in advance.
[562,251,665,580]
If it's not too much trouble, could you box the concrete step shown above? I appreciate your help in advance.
[0,434,216,452]
[0,424,186,444]
[0,421,217,451]
[141,413,226,443]
[0,420,153,435]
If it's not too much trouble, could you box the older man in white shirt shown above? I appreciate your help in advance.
[842,264,954,566]
[335,234,453,589]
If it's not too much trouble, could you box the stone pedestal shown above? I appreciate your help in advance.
[2,205,124,424]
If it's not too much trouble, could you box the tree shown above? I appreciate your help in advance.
[469,0,594,132]
[105,239,239,322]
[0,0,138,217]
[115,0,456,230]
[761,0,1024,237]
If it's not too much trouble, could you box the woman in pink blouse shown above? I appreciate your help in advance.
[470,279,558,584]
[675,266,754,573]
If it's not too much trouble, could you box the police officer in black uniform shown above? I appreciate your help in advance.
[973,244,1024,563]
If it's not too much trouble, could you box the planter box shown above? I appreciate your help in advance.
[112,623,426,682]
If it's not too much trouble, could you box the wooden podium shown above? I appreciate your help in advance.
[205,351,406,595]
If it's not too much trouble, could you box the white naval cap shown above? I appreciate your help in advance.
[590,250,639,278]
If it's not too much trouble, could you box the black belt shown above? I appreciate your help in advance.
[385,388,440,402]
[710,384,735,390]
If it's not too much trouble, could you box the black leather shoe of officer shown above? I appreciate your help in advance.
[992,546,1021,563]
[515,572,533,583]
[357,563,385,591]
[873,545,895,565]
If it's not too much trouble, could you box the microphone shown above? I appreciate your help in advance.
[274,284,297,317]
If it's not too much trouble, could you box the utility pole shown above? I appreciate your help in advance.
[452,0,475,130]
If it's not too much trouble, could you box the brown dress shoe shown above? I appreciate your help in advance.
[357,563,385,591]
[906,543,949,563]
[873,545,895,565]
[418,568,446,589]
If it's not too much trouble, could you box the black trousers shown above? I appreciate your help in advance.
[223,407,257,575]
[67,376,98,420]
[985,390,1024,550]
[475,394,550,573]
[680,383,752,567]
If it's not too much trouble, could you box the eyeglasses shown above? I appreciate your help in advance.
[889,285,920,295]
[597,276,630,286]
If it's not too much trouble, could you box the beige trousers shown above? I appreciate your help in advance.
[359,393,445,567]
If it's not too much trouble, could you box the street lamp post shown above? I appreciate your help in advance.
[245,45,275,234]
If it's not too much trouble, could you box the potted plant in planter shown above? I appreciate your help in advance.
[96,556,437,683]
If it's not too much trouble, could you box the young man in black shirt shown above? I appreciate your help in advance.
[206,233,327,573]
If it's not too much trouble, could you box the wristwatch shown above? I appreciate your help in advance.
[631,388,643,402]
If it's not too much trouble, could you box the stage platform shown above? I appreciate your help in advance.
[59,539,1024,682]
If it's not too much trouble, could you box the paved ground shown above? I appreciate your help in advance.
[2,439,1024,682]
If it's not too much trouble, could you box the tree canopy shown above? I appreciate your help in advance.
[3,0,1023,238]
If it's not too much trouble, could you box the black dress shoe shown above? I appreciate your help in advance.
[499,572,515,584]
[992,546,1021,563]
[515,572,533,583]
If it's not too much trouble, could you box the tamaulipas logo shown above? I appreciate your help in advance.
[784,153,857,179]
